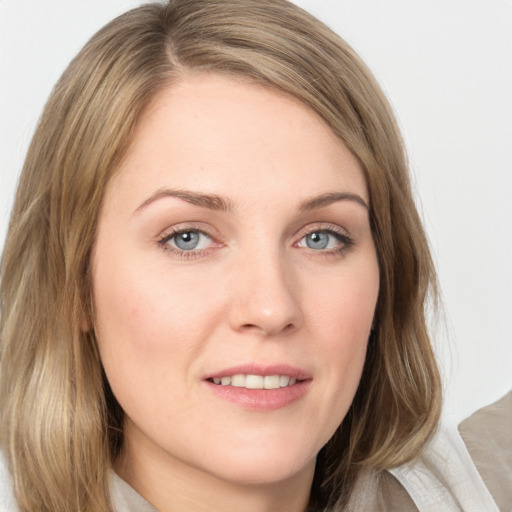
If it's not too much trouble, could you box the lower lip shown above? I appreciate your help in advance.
[204,380,311,411]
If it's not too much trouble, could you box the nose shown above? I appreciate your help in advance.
[227,249,302,337]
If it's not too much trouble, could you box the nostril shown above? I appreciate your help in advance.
[241,323,258,331]
[239,322,295,336]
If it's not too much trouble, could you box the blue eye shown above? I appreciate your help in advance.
[163,230,212,251]
[297,229,350,251]
[305,231,330,250]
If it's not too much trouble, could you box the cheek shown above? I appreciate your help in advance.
[94,249,216,341]
[92,249,223,402]
[302,255,378,433]
[306,256,379,346]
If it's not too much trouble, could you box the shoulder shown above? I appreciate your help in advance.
[348,470,419,511]
[458,390,512,511]
[384,390,512,512]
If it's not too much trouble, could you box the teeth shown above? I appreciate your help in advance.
[246,375,264,389]
[211,374,298,389]
[279,375,290,387]
[264,375,280,389]
[231,374,246,387]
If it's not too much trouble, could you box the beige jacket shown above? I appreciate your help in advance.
[378,390,512,511]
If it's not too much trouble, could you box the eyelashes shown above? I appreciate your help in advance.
[157,223,354,260]
[158,224,218,260]
[295,226,354,253]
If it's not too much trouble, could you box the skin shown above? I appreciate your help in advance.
[92,73,380,512]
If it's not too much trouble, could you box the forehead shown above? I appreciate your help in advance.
[109,73,368,209]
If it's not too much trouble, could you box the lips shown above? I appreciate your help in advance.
[203,364,312,410]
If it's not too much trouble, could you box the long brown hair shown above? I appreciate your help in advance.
[0,1,441,510]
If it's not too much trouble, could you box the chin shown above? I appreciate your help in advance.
[197,436,319,486]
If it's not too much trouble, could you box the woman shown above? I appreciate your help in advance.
[0,1,508,511]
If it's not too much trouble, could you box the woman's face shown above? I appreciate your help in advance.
[93,74,379,487]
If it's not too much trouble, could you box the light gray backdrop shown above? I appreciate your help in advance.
[1,0,511,422]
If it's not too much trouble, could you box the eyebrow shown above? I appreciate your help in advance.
[299,192,369,211]
[135,188,234,213]
[134,188,369,214]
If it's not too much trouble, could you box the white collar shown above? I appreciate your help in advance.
[390,423,499,512]
[110,473,158,512]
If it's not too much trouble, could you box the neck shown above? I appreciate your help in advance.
[115,428,315,512]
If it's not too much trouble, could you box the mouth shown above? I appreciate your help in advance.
[206,374,300,389]
[203,365,312,410]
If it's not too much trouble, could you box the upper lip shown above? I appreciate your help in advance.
[204,363,312,381]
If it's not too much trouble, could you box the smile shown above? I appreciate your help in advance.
[208,374,298,389]
[204,365,312,410]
